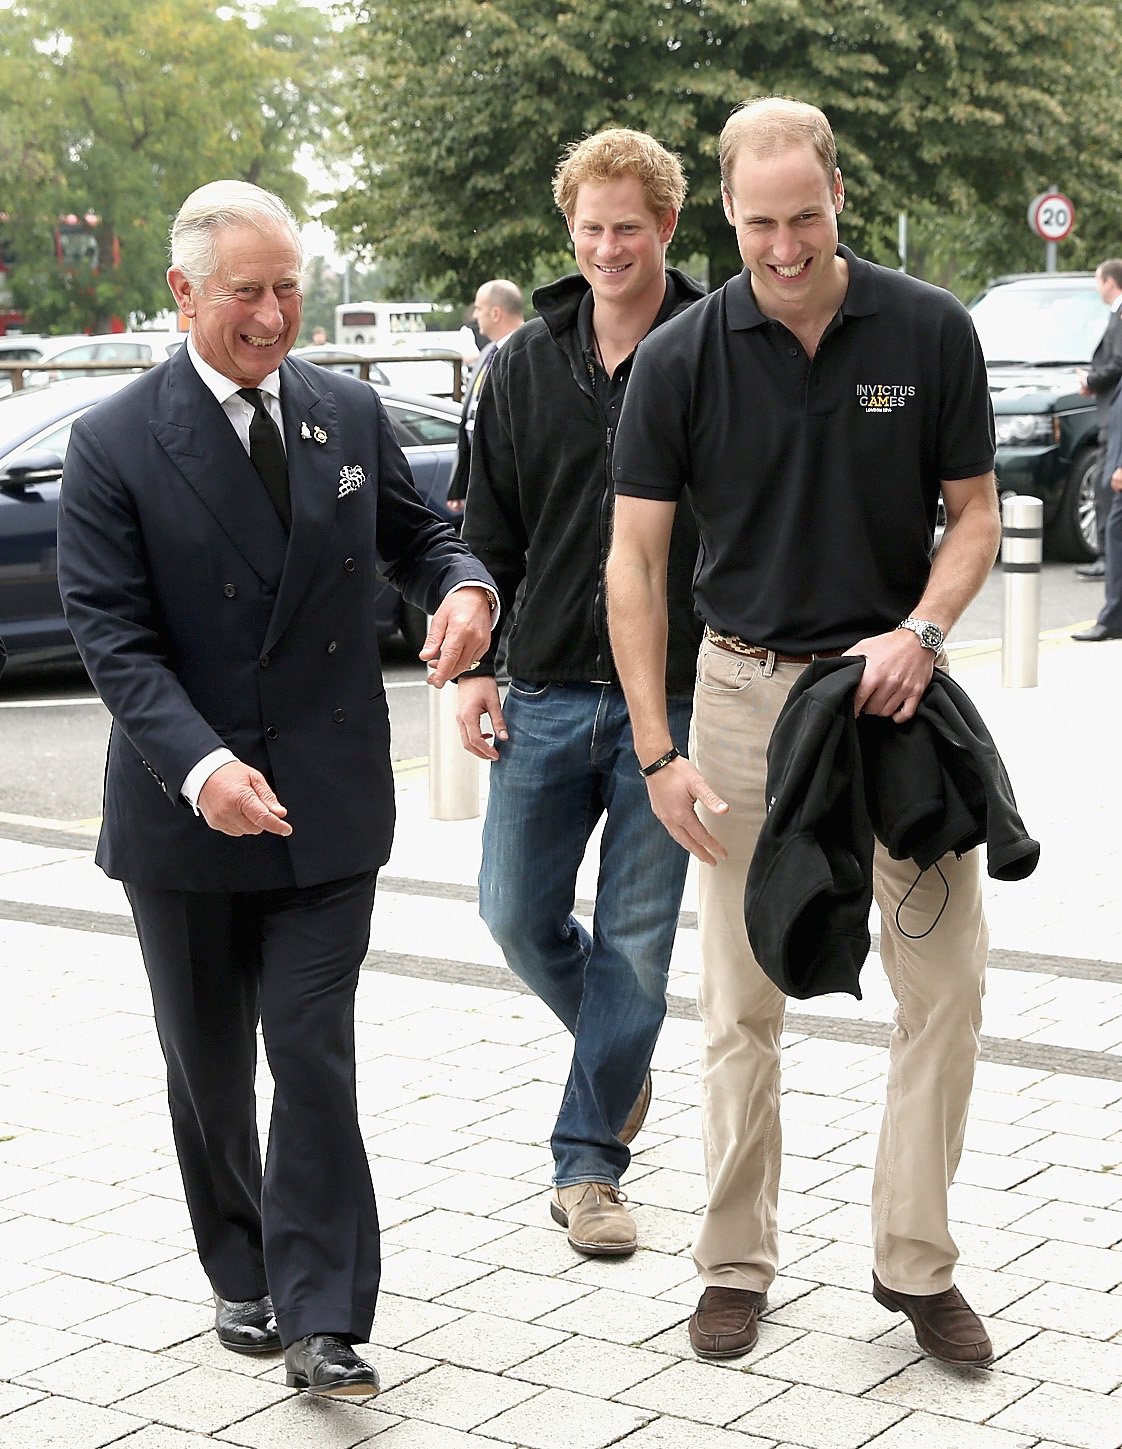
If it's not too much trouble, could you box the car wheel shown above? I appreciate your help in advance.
[1045,445,1101,562]
[399,600,430,656]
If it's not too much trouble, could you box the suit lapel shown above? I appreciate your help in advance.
[148,349,288,585]
[263,360,340,653]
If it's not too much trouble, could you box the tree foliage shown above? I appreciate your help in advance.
[334,0,1119,300]
[0,0,340,331]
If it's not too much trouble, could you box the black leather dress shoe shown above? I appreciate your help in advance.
[214,1294,280,1354]
[1076,560,1106,579]
[284,1334,380,1397]
[1072,624,1122,641]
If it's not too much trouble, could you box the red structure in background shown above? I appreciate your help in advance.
[0,212,121,337]
[0,220,20,337]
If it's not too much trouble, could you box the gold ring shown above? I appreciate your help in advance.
[467,660,481,670]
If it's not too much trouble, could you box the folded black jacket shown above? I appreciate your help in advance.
[744,657,1039,1001]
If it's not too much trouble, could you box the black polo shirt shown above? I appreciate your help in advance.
[613,246,995,654]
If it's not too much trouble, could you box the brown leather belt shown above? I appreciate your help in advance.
[705,625,847,665]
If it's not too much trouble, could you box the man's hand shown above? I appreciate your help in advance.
[1111,467,1122,493]
[198,761,292,837]
[455,675,508,759]
[1078,369,1092,396]
[846,629,935,723]
[645,757,729,865]
[419,586,493,687]
[446,498,465,515]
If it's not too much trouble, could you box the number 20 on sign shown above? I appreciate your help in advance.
[1027,191,1076,243]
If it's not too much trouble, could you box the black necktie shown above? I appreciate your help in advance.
[237,388,291,530]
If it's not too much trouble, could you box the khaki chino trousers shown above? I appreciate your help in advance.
[690,637,988,1296]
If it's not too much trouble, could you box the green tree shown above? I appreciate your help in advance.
[334,0,1117,299]
[0,0,339,332]
[299,256,343,340]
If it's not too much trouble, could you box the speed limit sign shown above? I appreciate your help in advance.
[1028,191,1076,242]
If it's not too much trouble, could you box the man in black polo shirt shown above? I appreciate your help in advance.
[607,97,1001,1367]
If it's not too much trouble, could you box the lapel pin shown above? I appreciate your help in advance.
[300,421,311,439]
[313,425,328,445]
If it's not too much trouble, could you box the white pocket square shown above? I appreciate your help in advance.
[338,465,366,498]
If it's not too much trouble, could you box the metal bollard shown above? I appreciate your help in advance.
[428,634,480,819]
[1000,494,1043,688]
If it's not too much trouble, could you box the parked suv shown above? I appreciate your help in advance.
[967,272,1108,560]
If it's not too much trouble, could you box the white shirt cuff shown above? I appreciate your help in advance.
[181,748,237,813]
[446,580,500,626]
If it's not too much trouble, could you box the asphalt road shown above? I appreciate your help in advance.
[0,561,1104,826]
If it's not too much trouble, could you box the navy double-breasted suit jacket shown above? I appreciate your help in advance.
[58,347,494,892]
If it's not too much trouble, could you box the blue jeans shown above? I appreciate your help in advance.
[479,681,692,1187]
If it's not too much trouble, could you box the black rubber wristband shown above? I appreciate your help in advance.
[639,747,680,777]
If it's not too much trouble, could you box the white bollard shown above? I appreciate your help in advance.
[428,638,480,820]
[1000,494,1043,689]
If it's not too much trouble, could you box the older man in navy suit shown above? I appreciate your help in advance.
[57,180,497,1398]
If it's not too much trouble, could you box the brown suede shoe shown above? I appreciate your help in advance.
[550,1182,636,1256]
[688,1286,769,1360]
[873,1272,994,1367]
[618,1071,653,1146]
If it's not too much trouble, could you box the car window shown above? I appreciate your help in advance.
[382,402,459,448]
[0,345,43,362]
[388,312,427,334]
[95,342,147,362]
[970,284,1109,365]
[52,344,99,364]
[2,417,77,472]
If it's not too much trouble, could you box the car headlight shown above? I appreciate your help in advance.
[994,414,1055,446]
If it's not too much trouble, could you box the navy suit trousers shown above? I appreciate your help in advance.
[125,870,380,1347]
[1098,488,1122,635]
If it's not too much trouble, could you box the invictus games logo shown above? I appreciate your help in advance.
[857,383,916,413]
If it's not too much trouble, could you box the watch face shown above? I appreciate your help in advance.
[920,622,943,650]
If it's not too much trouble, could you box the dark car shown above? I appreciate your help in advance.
[0,374,463,669]
[967,272,1108,560]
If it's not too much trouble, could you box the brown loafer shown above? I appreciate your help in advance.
[618,1071,653,1146]
[689,1285,768,1360]
[873,1272,994,1367]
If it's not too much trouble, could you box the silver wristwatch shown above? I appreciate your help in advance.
[897,616,945,652]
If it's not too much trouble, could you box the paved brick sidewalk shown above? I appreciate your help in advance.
[0,639,1120,1448]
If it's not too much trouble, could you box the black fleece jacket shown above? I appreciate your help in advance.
[462,267,705,691]
[745,657,1039,1002]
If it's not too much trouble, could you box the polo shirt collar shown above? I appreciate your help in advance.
[576,271,679,355]
[726,244,879,331]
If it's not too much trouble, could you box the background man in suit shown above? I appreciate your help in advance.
[57,180,497,1399]
[1076,258,1122,578]
[447,279,524,513]
[1073,378,1122,640]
